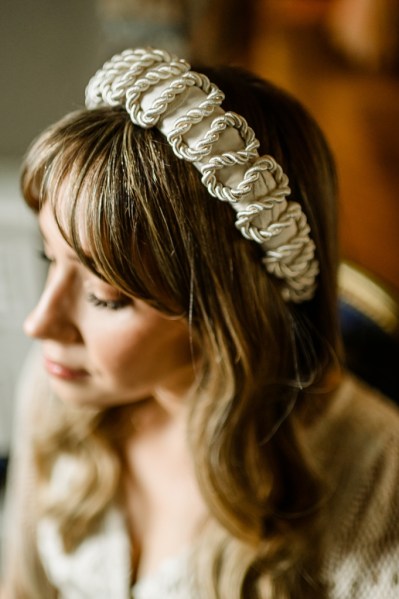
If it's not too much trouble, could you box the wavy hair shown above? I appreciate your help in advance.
[17,67,339,598]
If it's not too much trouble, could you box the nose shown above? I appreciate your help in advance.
[24,272,82,344]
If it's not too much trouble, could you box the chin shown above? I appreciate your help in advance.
[49,381,146,411]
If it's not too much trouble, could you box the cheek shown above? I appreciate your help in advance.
[89,325,148,376]
[87,317,192,381]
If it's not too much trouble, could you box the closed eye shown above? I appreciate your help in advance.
[38,249,54,264]
[86,292,132,311]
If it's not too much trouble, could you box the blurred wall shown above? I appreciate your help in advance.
[0,0,101,159]
[249,0,399,295]
[0,0,101,453]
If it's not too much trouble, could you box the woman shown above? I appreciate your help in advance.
[2,48,399,598]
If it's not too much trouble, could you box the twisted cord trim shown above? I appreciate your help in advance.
[86,48,319,302]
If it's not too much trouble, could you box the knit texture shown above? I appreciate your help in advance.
[4,354,399,598]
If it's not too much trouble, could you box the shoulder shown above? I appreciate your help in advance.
[308,374,399,476]
[311,375,399,597]
[2,346,58,597]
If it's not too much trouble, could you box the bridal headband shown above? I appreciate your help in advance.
[86,48,319,302]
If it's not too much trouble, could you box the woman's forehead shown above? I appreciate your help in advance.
[45,176,92,247]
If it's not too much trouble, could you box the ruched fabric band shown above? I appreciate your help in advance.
[86,48,319,302]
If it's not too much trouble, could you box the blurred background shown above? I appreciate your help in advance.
[0,0,398,477]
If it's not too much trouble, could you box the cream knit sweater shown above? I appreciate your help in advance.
[2,352,399,598]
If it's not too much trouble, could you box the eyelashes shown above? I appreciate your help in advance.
[86,292,132,311]
[39,249,53,263]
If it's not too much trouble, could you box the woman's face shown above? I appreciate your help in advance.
[24,200,196,409]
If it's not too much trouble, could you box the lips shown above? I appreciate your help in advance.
[44,357,89,381]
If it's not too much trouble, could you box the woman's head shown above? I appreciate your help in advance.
[22,63,339,402]
[21,52,340,595]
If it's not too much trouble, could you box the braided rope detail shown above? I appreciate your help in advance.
[86,48,319,302]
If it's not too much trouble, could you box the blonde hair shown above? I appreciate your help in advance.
[17,67,339,597]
